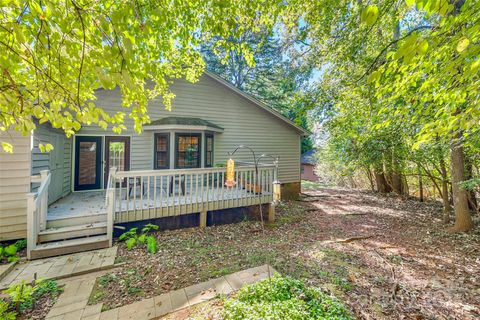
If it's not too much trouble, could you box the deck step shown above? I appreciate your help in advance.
[30,235,110,260]
[38,222,108,243]
[46,213,107,229]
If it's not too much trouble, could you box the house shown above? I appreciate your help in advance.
[0,71,307,259]
[301,149,319,182]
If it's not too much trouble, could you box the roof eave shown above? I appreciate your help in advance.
[144,124,224,133]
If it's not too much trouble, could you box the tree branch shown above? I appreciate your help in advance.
[356,25,432,83]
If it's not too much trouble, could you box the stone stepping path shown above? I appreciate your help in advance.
[45,264,276,320]
[0,262,17,282]
[0,247,118,290]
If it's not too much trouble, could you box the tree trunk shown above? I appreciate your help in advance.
[450,137,473,232]
[403,175,409,196]
[365,167,375,191]
[392,172,403,194]
[374,169,389,193]
[391,150,403,195]
[418,165,424,202]
[439,155,452,223]
[465,156,478,212]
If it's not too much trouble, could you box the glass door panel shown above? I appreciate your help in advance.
[74,136,102,190]
[105,136,130,186]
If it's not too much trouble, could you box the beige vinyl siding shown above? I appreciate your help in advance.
[79,74,301,184]
[0,130,31,240]
[32,124,72,203]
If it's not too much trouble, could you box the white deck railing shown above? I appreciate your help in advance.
[105,164,277,225]
[105,166,117,247]
[27,170,51,259]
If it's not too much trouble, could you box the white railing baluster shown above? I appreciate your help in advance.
[166,175,170,217]
[206,172,210,211]
[221,171,225,208]
[159,175,163,217]
[201,172,205,211]
[140,176,144,219]
[147,176,151,218]
[189,173,193,212]
[26,193,36,260]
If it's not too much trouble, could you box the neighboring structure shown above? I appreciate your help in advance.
[301,149,319,182]
[0,71,306,259]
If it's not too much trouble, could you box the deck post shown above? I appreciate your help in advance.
[269,172,281,223]
[106,188,115,247]
[268,203,275,223]
[26,192,36,260]
[273,181,281,203]
[39,170,49,231]
[200,210,207,229]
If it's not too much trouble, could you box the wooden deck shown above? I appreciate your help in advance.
[47,187,271,222]
[28,164,280,259]
[48,191,106,220]
[107,165,278,224]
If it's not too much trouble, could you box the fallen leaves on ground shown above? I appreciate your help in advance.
[89,187,480,320]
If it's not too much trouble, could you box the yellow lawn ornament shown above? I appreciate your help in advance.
[225,158,236,187]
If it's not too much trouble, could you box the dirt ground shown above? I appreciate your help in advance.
[89,187,480,319]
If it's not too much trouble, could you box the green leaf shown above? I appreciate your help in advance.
[137,234,146,244]
[4,244,17,256]
[126,238,137,250]
[405,0,415,6]
[367,70,381,83]
[361,6,379,26]
[39,143,54,153]
[1,142,13,153]
[417,39,429,55]
[456,37,470,52]
[7,256,19,263]
[146,236,158,254]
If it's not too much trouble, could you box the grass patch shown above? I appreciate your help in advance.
[301,180,328,190]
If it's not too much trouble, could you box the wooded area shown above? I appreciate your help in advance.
[1,1,478,235]
[1,1,479,319]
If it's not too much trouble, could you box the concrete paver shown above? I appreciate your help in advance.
[0,247,118,289]
[44,264,277,320]
[154,293,172,318]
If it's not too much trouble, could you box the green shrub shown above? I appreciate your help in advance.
[223,275,352,320]
[33,279,63,299]
[3,279,63,313]
[4,281,34,312]
[146,235,157,254]
[118,224,159,254]
[0,300,16,320]
[3,245,17,257]
[14,239,27,251]
[0,239,27,263]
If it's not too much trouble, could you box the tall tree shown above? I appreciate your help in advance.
[283,0,479,231]
[0,0,282,152]
[201,31,314,152]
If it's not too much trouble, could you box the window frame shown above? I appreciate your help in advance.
[154,133,170,169]
[175,133,202,169]
[205,133,214,168]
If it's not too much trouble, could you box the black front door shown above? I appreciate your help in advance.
[74,136,102,191]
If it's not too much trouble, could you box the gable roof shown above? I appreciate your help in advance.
[204,71,308,136]
[301,149,317,165]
